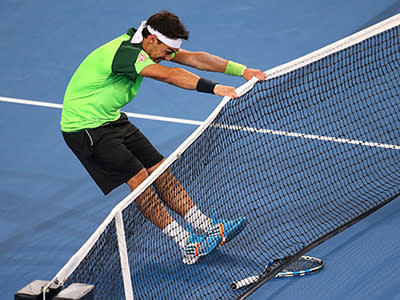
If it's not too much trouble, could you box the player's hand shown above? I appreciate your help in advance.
[242,68,266,81]
[214,84,238,99]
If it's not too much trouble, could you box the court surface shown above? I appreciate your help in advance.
[1,1,399,299]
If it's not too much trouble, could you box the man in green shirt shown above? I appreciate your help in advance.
[61,10,266,264]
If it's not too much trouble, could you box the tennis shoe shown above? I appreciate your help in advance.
[207,216,247,245]
[182,232,221,265]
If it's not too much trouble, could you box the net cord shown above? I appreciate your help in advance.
[265,13,400,80]
[43,12,400,299]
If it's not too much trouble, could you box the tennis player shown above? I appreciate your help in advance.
[61,10,266,264]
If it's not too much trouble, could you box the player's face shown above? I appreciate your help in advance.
[148,37,179,63]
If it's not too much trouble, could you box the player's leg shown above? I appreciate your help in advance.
[122,121,209,229]
[149,162,248,244]
[123,116,247,246]
[126,168,173,229]
[148,161,193,216]
[149,164,211,233]
[126,168,220,264]
[122,119,221,262]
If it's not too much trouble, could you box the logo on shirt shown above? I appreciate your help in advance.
[138,52,147,63]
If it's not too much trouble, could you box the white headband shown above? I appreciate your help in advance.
[131,21,183,49]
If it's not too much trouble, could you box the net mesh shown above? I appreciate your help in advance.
[64,219,125,299]
[55,18,400,299]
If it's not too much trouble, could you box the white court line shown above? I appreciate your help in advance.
[1,96,399,150]
[0,96,202,126]
[213,124,400,151]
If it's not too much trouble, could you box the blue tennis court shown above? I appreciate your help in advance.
[1,1,400,299]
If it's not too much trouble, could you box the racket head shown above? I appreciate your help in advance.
[275,255,324,278]
[230,255,324,290]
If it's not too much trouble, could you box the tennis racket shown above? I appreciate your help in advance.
[231,255,324,290]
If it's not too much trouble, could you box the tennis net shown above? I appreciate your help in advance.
[46,14,400,299]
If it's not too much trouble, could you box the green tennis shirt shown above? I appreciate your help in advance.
[61,28,155,132]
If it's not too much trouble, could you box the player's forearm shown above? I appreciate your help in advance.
[161,68,238,98]
[188,51,228,73]
[163,67,200,90]
[178,51,251,79]
[173,50,227,73]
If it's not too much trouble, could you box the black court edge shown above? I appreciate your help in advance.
[237,192,400,300]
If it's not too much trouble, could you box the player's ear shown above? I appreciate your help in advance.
[149,34,158,44]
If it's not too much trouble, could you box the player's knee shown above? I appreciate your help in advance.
[127,168,149,191]
[147,159,165,175]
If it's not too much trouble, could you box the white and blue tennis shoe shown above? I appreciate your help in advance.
[207,216,248,245]
[182,232,221,265]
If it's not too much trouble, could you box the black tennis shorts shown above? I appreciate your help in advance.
[62,113,164,195]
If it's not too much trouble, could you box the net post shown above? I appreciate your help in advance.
[14,280,61,300]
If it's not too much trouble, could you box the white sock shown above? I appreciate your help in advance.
[184,205,211,233]
[162,220,189,249]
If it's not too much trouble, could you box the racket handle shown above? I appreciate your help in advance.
[231,275,260,290]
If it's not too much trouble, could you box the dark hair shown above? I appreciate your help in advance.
[143,10,189,40]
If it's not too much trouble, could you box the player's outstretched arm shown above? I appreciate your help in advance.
[171,49,266,82]
[140,63,239,98]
